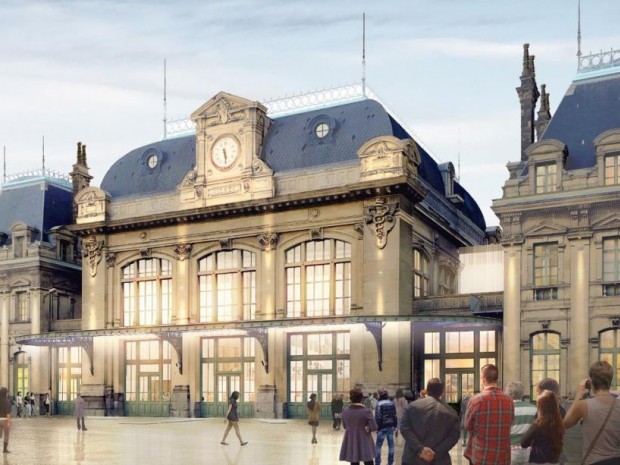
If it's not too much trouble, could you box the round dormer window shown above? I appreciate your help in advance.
[147,154,159,169]
[315,122,329,139]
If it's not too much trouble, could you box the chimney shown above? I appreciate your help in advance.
[535,84,552,140]
[516,43,540,161]
[69,141,93,223]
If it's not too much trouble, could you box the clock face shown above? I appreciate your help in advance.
[211,136,239,170]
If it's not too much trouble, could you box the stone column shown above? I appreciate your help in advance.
[174,247,190,324]
[568,236,591,391]
[502,244,522,383]
[29,289,42,392]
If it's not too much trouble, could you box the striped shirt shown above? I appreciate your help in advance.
[464,386,515,465]
[510,400,536,446]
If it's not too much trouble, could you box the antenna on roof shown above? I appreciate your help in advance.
[362,13,366,97]
[3,146,5,184]
[457,128,461,182]
[577,0,582,58]
[42,135,45,173]
[163,58,168,139]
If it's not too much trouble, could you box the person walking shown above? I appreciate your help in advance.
[505,380,537,465]
[374,388,396,465]
[44,393,51,416]
[0,388,11,454]
[564,361,620,465]
[15,392,22,418]
[29,392,37,417]
[400,378,460,465]
[74,393,87,431]
[332,393,344,431]
[394,388,408,438]
[521,390,564,465]
[220,391,247,446]
[340,388,378,465]
[464,363,514,465]
[307,393,321,444]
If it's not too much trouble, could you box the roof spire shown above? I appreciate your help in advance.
[362,13,366,97]
[42,135,45,173]
[577,0,582,58]
[163,58,167,139]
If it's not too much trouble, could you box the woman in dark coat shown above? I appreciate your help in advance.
[340,388,378,465]
[220,391,248,446]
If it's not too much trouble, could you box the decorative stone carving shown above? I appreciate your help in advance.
[353,223,364,238]
[219,238,232,251]
[175,243,193,260]
[364,198,398,249]
[106,252,116,268]
[83,236,103,278]
[75,187,110,225]
[139,248,151,258]
[310,228,324,240]
[258,233,278,250]
[357,136,421,181]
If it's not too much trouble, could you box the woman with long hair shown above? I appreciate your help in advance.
[393,388,408,438]
[220,391,247,446]
[521,390,564,464]
[307,393,321,444]
[340,388,377,465]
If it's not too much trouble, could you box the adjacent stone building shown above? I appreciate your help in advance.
[493,45,620,397]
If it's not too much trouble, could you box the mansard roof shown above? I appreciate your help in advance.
[541,69,620,170]
[100,98,485,230]
[0,177,73,241]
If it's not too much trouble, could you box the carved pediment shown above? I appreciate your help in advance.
[592,213,620,230]
[75,187,110,224]
[525,221,568,236]
[357,136,420,181]
[11,278,31,288]
[191,92,266,127]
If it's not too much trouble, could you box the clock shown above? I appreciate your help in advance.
[211,136,240,170]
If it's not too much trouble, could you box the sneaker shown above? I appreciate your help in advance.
[220,442,228,445]
[240,442,248,446]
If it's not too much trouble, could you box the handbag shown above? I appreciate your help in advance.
[581,399,618,465]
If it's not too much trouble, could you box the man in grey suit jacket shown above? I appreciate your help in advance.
[400,378,460,465]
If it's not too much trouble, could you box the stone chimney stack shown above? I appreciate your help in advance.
[516,43,540,161]
[535,84,552,140]
[69,142,93,223]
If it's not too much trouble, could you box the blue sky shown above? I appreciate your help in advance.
[1,0,619,226]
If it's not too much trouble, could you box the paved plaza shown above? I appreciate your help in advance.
[0,415,584,465]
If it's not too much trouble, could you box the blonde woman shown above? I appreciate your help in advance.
[307,393,321,444]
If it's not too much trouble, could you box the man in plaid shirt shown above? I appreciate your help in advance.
[464,364,514,465]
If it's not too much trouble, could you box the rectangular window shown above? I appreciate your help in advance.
[534,243,558,292]
[603,238,620,296]
[480,331,496,353]
[16,292,28,322]
[424,359,440,387]
[58,347,81,402]
[535,163,557,193]
[605,154,620,185]
[445,331,474,353]
[425,332,440,354]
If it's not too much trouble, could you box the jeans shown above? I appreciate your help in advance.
[375,427,394,465]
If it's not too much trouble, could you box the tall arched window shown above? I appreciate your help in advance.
[530,331,561,396]
[599,328,620,391]
[285,239,351,317]
[198,250,256,322]
[122,258,172,326]
[413,249,430,298]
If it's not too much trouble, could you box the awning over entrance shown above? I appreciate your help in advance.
[15,314,502,375]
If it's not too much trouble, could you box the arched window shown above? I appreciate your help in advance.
[530,331,561,396]
[122,258,172,326]
[413,249,429,298]
[600,328,620,391]
[285,239,351,317]
[198,250,256,322]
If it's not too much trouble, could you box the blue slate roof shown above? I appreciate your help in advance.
[541,71,620,170]
[0,177,73,242]
[101,99,485,230]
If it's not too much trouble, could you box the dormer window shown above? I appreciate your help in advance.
[535,162,557,193]
[314,123,329,139]
[147,154,159,169]
[604,153,620,185]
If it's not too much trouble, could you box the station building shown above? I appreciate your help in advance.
[13,86,501,417]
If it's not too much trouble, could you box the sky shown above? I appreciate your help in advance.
[1,0,620,227]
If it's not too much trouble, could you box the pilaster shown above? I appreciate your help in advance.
[568,236,591,389]
[503,243,522,382]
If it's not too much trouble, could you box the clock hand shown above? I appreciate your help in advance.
[223,148,228,162]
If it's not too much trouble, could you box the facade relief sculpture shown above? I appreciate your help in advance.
[364,197,399,249]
